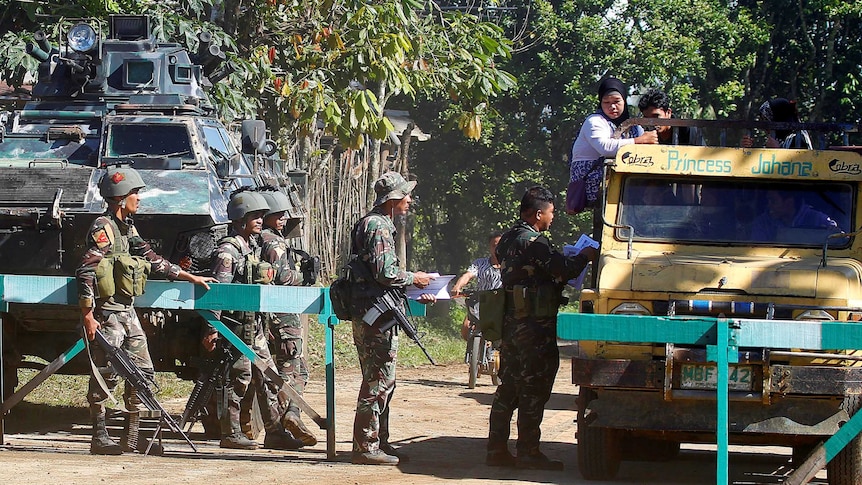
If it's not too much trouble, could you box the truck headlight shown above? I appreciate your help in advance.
[68,23,98,53]
[610,302,651,315]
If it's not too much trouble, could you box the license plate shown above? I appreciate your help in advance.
[679,364,755,391]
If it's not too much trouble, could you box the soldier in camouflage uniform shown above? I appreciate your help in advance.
[486,185,598,470]
[77,166,216,455]
[257,188,317,446]
[348,172,436,466]
[201,189,304,451]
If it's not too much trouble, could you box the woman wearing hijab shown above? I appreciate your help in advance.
[569,77,658,238]
[742,98,813,149]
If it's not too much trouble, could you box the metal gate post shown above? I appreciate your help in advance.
[1,274,5,445]
[0,275,6,446]
[322,288,337,460]
[714,319,730,484]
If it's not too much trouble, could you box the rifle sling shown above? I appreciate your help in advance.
[83,327,124,411]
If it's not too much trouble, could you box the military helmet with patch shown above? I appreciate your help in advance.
[257,190,292,216]
[99,166,145,198]
[227,191,269,221]
[373,171,416,207]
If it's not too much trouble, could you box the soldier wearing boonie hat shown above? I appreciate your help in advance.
[348,172,436,465]
[373,171,417,207]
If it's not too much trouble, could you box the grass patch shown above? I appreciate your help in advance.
[306,300,468,375]
[13,364,193,408]
[10,304,467,410]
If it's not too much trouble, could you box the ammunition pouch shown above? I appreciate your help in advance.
[248,259,274,285]
[94,253,151,299]
[477,289,505,341]
[506,285,566,319]
[225,312,257,345]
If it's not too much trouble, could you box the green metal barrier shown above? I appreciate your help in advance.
[0,274,425,459]
[557,312,862,484]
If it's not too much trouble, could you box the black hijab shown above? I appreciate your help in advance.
[597,77,630,124]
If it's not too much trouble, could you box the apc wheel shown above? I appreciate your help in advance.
[827,395,862,485]
[468,336,480,389]
[577,388,621,480]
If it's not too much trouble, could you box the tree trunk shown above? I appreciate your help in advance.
[395,123,414,270]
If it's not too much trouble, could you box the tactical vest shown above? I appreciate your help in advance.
[218,235,274,344]
[94,218,151,302]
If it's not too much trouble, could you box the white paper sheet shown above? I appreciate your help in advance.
[406,273,456,300]
[563,234,599,290]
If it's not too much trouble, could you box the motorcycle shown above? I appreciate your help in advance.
[455,291,500,389]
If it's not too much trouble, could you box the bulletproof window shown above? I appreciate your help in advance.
[105,124,192,159]
[124,60,155,87]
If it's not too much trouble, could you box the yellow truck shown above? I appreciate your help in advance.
[571,121,862,484]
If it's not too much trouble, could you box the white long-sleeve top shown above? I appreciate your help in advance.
[570,113,638,163]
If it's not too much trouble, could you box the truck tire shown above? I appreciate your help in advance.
[827,394,862,485]
[577,388,621,480]
[468,336,480,389]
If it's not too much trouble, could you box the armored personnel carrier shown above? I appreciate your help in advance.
[0,15,306,387]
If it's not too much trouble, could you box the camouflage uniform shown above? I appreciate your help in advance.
[488,220,591,457]
[210,232,285,439]
[259,228,310,415]
[348,208,414,453]
[77,213,181,416]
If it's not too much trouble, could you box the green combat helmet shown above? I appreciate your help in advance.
[99,167,146,198]
[258,190,292,216]
[227,191,269,221]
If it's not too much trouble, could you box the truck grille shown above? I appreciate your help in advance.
[0,167,93,207]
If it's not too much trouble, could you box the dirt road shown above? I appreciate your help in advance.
[0,350,827,484]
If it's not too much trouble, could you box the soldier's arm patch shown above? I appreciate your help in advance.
[92,228,111,249]
[218,253,234,268]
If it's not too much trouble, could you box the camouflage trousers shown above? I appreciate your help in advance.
[488,315,560,455]
[221,319,284,437]
[269,313,308,414]
[351,318,399,453]
[87,307,154,417]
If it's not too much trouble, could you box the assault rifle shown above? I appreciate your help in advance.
[93,330,198,453]
[363,290,436,365]
[179,345,239,431]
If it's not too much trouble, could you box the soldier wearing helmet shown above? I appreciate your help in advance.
[256,187,318,446]
[201,188,304,451]
[77,166,216,455]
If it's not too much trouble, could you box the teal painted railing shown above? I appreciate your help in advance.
[0,274,425,459]
[557,312,862,484]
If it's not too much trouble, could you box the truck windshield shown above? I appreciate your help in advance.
[617,176,854,248]
[106,124,192,158]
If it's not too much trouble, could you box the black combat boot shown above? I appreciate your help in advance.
[351,449,399,465]
[486,447,516,467]
[90,413,123,455]
[220,432,259,450]
[262,428,304,450]
[283,411,317,447]
[377,408,407,462]
[515,450,564,471]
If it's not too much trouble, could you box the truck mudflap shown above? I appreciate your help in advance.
[584,389,849,437]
